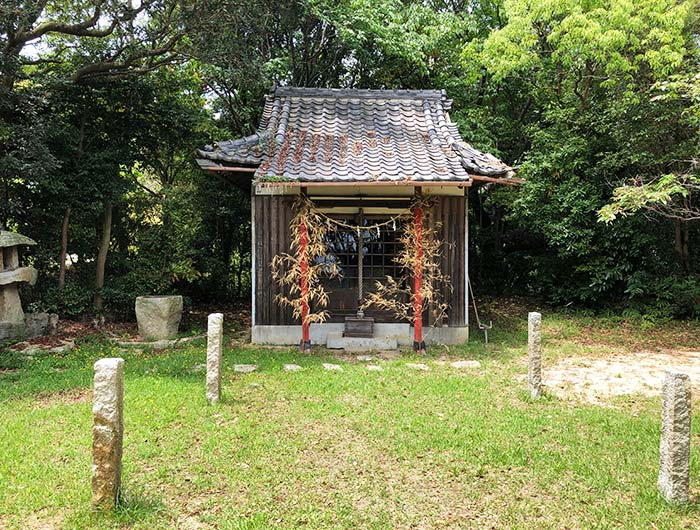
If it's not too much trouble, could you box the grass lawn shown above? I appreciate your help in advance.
[2,307,700,529]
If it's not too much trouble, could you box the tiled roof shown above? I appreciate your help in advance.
[196,87,515,183]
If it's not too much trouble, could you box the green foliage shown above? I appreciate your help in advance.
[29,283,93,318]
[464,0,700,311]
[599,174,693,222]
[2,0,700,319]
[625,271,700,319]
[600,73,700,222]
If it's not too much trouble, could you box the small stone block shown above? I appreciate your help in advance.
[357,355,374,362]
[284,364,303,372]
[135,295,183,340]
[191,363,206,373]
[322,363,343,371]
[451,360,481,369]
[366,365,383,371]
[406,363,429,371]
[234,364,257,373]
[658,370,692,504]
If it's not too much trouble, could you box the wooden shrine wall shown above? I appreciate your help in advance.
[253,194,295,326]
[430,194,467,327]
[252,191,467,327]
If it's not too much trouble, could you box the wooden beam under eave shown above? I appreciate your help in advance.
[469,174,524,186]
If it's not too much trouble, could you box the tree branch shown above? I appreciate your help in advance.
[71,33,184,82]
[14,4,114,45]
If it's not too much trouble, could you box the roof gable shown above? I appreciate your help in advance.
[197,87,516,184]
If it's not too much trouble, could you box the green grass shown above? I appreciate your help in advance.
[2,312,700,529]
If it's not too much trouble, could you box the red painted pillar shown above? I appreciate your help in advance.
[413,205,426,353]
[299,216,311,352]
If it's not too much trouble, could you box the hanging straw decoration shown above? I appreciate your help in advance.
[271,195,340,325]
[361,195,452,324]
[323,214,405,233]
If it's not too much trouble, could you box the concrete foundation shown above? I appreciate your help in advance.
[326,332,398,351]
[252,323,468,347]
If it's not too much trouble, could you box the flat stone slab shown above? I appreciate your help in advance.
[326,332,397,351]
[190,363,206,373]
[451,360,481,369]
[322,363,343,371]
[356,355,374,362]
[18,340,75,357]
[366,365,383,371]
[0,266,37,286]
[406,363,429,371]
[284,364,303,372]
[234,364,257,373]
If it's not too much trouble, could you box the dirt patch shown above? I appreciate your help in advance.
[34,387,91,408]
[543,350,700,404]
[9,319,137,351]
[20,509,64,529]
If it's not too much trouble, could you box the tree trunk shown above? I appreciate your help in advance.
[684,224,690,272]
[58,206,71,289]
[236,244,244,299]
[94,202,113,310]
[675,219,691,272]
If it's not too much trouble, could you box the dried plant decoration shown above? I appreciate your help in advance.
[361,194,452,332]
[271,195,340,330]
[272,193,451,352]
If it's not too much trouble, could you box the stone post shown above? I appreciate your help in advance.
[92,358,124,510]
[207,313,223,405]
[658,370,691,504]
[528,312,542,399]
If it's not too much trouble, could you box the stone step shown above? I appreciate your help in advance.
[326,331,398,351]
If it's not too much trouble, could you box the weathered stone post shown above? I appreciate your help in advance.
[207,313,223,405]
[658,370,691,504]
[528,312,542,399]
[92,358,124,510]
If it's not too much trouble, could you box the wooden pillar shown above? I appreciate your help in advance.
[413,190,426,354]
[357,208,364,315]
[299,215,311,352]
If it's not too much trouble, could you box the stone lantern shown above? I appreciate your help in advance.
[0,231,38,340]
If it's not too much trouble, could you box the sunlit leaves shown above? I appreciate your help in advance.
[476,0,692,90]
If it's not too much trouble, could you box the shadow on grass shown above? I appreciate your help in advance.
[114,487,168,521]
[67,487,168,528]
